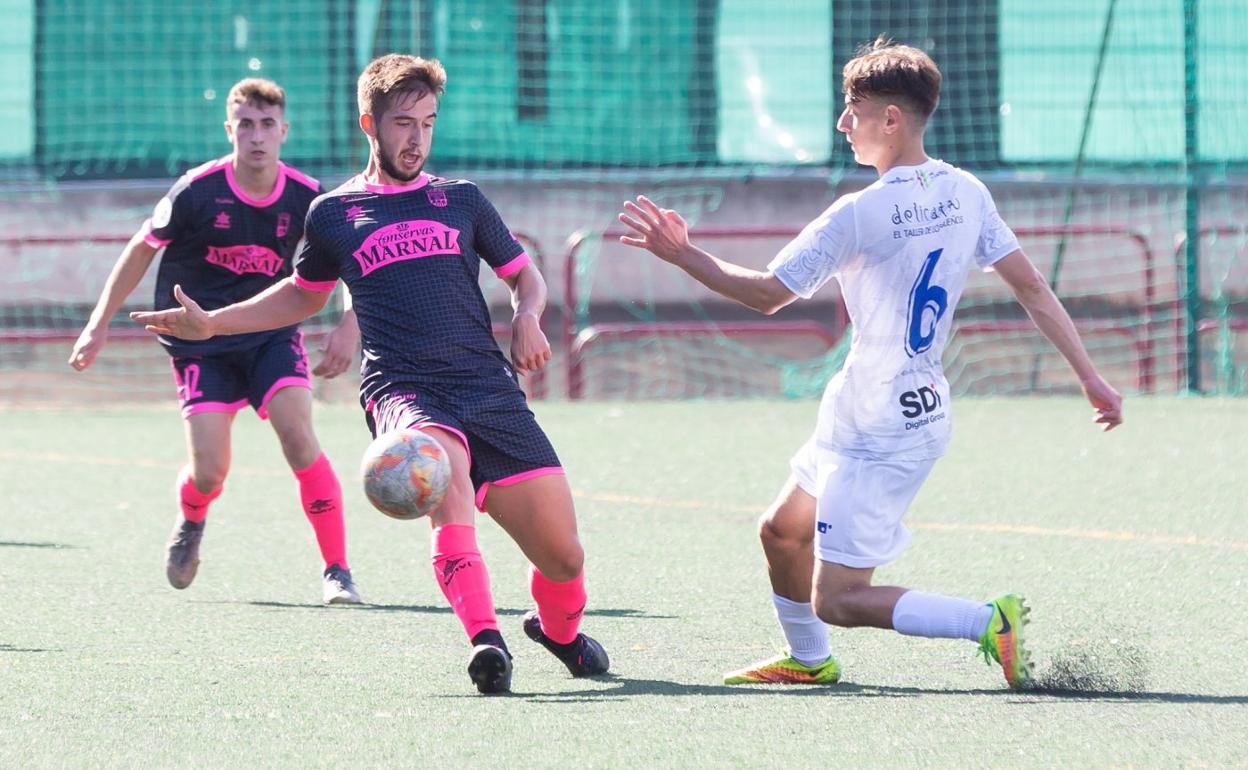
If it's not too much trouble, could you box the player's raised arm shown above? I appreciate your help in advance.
[68,230,161,370]
[129,277,331,340]
[618,195,797,315]
[992,248,1123,431]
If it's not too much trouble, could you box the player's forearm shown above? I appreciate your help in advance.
[1016,281,1100,382]
[333,306,359,336]
[672,244,790,314]
[207,278,329,336]
[88,235,159,327]
[510,264,547,320]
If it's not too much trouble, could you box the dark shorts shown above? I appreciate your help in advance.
[365,384,564,511]
[170,329,311,420]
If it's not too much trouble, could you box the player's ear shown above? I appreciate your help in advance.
[359,113,377,138]
[883,104,903,134]
[223,120,234,143]
[280,120,289,145]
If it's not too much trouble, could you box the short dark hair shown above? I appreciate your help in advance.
[226,78,286,114]
[842,36,941,121]
[357,54,447,118]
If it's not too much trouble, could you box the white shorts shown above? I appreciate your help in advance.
[789,436,936,568]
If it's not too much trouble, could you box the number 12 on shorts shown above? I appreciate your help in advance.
[905,248,948,358]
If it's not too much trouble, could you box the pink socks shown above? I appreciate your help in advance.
[293,452,348,569]
[530,567,587,645]
[432,523,500,639]
[177,466,222,524]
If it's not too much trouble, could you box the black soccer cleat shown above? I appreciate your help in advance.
[522,609,610,677]
[467,644,513,695]
[165,517,205,589]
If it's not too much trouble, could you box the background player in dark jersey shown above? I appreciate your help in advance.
[70,78,363,606]
[132,55,609,695]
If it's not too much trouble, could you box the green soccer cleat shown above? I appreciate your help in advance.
[723,652,841,685]
[977,594,1034,690]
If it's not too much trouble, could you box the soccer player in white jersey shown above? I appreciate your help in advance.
[618,38,1123,690]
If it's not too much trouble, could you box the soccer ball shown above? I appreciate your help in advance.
[360,428,452,520]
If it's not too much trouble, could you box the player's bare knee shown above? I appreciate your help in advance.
[537,544,584,582]
[813,592,858,627]
[430,473,476,524]
[190,463,228,492]
[274,425,319,469]
[758,511,808,553]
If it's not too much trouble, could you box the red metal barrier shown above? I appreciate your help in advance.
[563,224,1160,398]
[0,231,549,400]
[562,226,851,399]
[1013,225,1160,392]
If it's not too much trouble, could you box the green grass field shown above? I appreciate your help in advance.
[2,398,1246,768]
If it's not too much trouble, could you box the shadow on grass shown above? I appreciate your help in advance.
[1021,687,1248,704]
[0,643,58,653]
[0,541,79,549]
[433,677,1248,705]
[202,600,675,620]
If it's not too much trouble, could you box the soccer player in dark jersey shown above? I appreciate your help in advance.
[132,55,610,694]
[69,78,362,605]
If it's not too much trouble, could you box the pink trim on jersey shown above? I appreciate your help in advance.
[294,274,338,293]
[181,399,249,419]
[140,219,172,248]
[494,253,531,279]
[474,466,566,511]
[256,376,312,420]
[280,162,320,192]
[225,160,287,207]
[188,156,231,183]
[359,172,432,195]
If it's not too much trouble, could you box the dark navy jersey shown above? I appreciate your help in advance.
[142,155,323,355]
[292,172,529,403]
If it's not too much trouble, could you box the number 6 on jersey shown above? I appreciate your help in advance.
[905,248,949,357]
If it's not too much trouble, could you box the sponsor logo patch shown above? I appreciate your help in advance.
[352,219,461,276]
[204,244,283,276]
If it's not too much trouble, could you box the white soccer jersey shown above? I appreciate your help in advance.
[769,159,1020,461]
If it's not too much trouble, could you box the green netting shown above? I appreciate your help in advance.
[0,0,1245,403]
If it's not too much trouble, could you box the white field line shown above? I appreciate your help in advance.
[5,450,1245,552]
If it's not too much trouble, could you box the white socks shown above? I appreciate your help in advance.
[773,593,832,666]
[892,590,994,641]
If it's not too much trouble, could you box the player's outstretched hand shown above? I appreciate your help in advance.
[1081,374,1123,431]
[618,195,691,264]
[510,311,551,374]
[313,314,360,379]
[68,325,107,371]
[128,285,214,340]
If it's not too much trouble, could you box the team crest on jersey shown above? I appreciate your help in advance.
[427,188,448,207]
[214,211,231,229]
[276,212,291,237]
[353,219,461,276]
